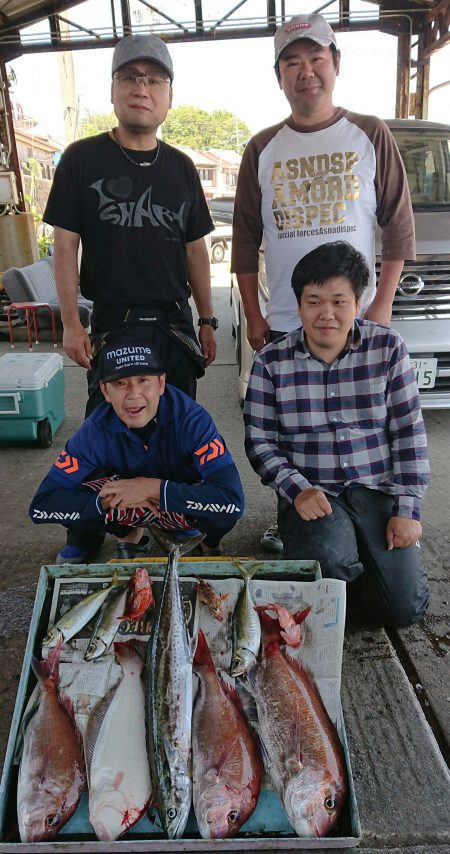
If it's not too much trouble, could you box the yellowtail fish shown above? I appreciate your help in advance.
[230,562,261,677]
[42,571,124,651]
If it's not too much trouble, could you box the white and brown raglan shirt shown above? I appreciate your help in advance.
[231,109,415,332]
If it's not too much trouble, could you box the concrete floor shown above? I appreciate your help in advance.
[0,265,449,852]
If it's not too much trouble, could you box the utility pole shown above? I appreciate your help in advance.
[58,20,80,144]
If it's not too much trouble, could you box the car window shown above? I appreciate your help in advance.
[392,128,450,208]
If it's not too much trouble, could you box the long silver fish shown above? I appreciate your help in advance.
[42,571,124,651]
[84,583,128,661]
[230,562,261,677]
[145,535,203,838]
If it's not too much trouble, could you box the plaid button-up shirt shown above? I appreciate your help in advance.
[244,319,429,520]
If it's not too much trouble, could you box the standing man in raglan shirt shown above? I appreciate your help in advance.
[44,33,219,564]
[231,13,415,553]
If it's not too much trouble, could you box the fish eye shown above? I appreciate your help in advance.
[324,795,336,812]
[45,812,60,828]
[227,809,240,824]
[167,807,177,820]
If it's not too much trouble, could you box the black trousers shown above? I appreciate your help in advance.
[278,485,429,629]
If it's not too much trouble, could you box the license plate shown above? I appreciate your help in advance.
[411,358,437,389]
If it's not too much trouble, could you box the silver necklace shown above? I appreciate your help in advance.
[112,129,160,168]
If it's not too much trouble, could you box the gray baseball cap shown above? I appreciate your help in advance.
[112,34,174,81]
[274,14,337,64]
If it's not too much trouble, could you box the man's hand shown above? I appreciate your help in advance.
[99,477,162,512]
[247,315,271,352]
[294,488,333,521]
[63,323,92,369]
[198,324,217,368]
[386,517,422,550]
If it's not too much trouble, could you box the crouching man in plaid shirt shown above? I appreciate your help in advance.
[244,241,429,627]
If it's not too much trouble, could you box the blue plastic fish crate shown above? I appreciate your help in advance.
[0,560,361,852]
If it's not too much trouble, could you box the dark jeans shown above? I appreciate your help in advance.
[278,485,429,628]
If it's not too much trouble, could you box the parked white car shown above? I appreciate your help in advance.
[231,119,450,408]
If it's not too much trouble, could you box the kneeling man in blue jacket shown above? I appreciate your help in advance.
[30,331,244,563]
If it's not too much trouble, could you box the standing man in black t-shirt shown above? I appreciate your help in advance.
[44,34,219,564]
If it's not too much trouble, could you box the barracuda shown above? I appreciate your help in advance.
[145,535,203,838]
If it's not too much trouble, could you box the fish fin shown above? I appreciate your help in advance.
[214,734,240,776]
[83,682,119,780]
[220,678,245,714]
[150,526,205,556]
[14,684,41,764]
[257,734,272,773]
[163,735,177,767]
[237,663,258,696]
[178,533,205,556]
[285,707,307,778]
[31,636,63,684]
[294,604,312,624]
[193,628,215,671]
[220,592,231,603]
[283,654,316,691]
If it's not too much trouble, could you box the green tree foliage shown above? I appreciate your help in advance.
[162,106,250,153]
[82,111,117,137]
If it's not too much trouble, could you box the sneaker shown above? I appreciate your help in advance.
[260,522,284,554]
[55,544,88,565]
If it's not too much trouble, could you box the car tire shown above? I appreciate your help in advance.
[211,242,225,264]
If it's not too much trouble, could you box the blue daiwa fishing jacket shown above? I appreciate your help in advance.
[29,384,244,527]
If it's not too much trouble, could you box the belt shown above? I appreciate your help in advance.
[92,300,189,329]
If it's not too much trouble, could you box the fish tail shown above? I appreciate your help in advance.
[31,636,63,685]
[294,605,312,625]
[110,569,122,587]
[193,628,215,672]
[234,560,261,583]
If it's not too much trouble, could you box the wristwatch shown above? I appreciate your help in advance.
[198,316,219,330]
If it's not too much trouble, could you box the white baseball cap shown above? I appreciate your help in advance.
[274,13,337,64]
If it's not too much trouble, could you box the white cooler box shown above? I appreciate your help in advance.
[0,352,65,447]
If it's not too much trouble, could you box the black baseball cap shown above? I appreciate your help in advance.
[99,333,165,383]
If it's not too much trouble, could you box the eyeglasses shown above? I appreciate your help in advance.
[113,72,171,89]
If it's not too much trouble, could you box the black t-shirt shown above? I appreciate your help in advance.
[44,133,214,311]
